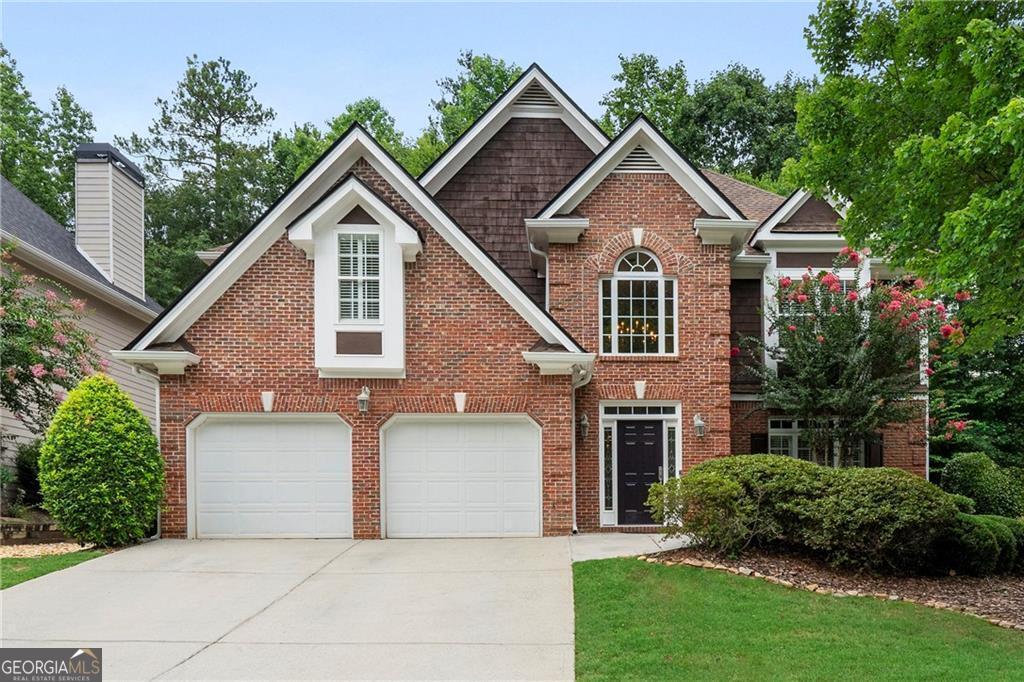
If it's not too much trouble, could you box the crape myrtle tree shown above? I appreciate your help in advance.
[740,248,966,465]
[0,245,102,435]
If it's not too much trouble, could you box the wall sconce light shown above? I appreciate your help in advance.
[356,386,371,414]
[693,413,707,438]
[579,412,590,439]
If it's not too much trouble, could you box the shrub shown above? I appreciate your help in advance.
[39,375,163,546]
[690,455,832,544]
[648,471,752,555]
[14,439,42,506]
[943,514,1000,576]
[801,467,960,572]
[976,516,1018,573]
[940,452,1024,517]
[999,516,1024,572]
[948,493,976,514]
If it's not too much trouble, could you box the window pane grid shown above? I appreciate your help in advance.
[601,250,675,355]
[603,426,614,511]
[338,233,381,321]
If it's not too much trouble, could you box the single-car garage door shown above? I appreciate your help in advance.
[193,416,352,538]
[384,417,541,538]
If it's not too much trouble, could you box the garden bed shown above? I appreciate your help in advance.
[651,546,1024,630]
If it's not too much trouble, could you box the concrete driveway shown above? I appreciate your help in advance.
[1,538,575,680]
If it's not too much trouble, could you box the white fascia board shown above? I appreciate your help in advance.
[131,126,585,354]
[759,234,848,249]
[693,218,760,246]
[521,351,596,376]
[748,189,810,246]
[536,119,744,221]
[110,350,200,375]
[2,232,156,321]
[195,250,222,265]
[420,66,608,194]
[525,218,590,245]
[288,176,422,262]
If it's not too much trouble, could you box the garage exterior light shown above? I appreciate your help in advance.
[357,386,371,413]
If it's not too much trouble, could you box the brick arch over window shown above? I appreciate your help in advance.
[587,230,697,275]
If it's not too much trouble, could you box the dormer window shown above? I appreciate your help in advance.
[601,249,676,355]
[338,232,381,322]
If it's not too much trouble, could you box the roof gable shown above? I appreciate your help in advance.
[748,189,845,246]
[127,124,585,353]
[419,64,609,194]
[535,117,746,221]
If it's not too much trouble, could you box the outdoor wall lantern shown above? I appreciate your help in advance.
[356,386,371,414]
[579,412,590,439]
[693,413,707,438]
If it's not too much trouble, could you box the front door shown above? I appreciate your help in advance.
[617,420,662,525]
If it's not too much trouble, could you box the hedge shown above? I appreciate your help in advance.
[38,375,163,546]
[940,452,1024,517]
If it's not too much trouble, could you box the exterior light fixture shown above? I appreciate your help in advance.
[356,386,371,414]
[579,412,590,439]
[693,413,706,438]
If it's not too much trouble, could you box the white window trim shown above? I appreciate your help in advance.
[337,226,383,327]
[768,417,865,468]
[600,250,678,357]
[598,401,681,527]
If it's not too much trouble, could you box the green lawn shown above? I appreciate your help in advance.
[1,550,103,589]
[574,558,1024,681]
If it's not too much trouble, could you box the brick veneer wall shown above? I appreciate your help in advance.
[729,400,928,477]
[546,173,734,531]
[157,158,575,539]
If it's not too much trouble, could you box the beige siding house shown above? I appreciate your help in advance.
[0,144,160,461]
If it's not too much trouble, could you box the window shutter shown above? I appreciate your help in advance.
[750,433,769,454]
[866,437,884,468]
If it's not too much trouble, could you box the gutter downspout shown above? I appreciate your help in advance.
[528,241,550,305]
[570,364,595,535]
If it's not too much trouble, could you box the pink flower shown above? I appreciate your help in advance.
[26,318,37,328]
[954,420,967,432]
[846,291,858,301]
[30,364,47,378]
[924,367,934,377]
[99,358,110,370]
[839,246,852,256]
[54,333,68,346]
[53,389,65,402]
[945,432,953,441]
[0,306,5,318]
[914,278,926,290]
[940,324,955,338]
[52,366,68,379]
[908,311,920,322]
[730,346,740,358]
[44,289,58,303]
[787,324,797,332]
[830,306,838,313]
[829,282,841,293]
[23,274,36,285]
[887,300,902,312]
[5,366,16,381]
[816,335,825,344]
[955,290,971,302]
[934,302,946,315]
[862,340,871,348]
[848,251,861,264]
[779,276,793,289]
[821,273,839,286]
[796,294,808,304]
[71,298,86,313]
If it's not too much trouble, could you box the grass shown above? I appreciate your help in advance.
[1,550,103,589]
[574,558,1024,681]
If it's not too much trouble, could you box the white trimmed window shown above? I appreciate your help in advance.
[768,418,865,467]
[601,249,676,354]
[338,233,381,322]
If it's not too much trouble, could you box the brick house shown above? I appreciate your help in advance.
[116,65,928,539]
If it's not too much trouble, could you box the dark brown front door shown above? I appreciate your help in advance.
[617,420,662,525]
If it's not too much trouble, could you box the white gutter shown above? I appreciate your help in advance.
[1,232,157,321]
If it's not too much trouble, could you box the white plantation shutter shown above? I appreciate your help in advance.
[338,233,381,321]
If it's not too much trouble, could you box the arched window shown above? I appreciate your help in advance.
[600,249,676,354]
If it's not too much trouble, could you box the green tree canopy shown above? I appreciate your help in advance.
[429,50,522,146]
[795,1,1024,348]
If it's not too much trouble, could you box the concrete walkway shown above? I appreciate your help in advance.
[1,533,675,680]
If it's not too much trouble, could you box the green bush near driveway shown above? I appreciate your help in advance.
[574,558,1024,681]
[39,375,163,547]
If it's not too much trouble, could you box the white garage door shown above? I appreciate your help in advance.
[193,417,352,538]
[384,418,541,538]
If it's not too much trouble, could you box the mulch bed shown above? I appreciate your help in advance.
[648,546,1024,631]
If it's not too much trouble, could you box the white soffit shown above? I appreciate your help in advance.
[419,65,608,194]
[128,126,585,354]
[535,118,744,221]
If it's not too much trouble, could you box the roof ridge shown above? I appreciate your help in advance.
[699,168,786,201]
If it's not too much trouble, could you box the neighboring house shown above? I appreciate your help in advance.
[0,144,161,461]
[115,66,927,540]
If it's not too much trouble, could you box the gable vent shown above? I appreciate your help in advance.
[514,81,558,108]
[613,146,665,173]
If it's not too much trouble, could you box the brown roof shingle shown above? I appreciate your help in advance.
[700,170,786,224]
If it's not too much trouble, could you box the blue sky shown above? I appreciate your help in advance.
[3,2,820,143]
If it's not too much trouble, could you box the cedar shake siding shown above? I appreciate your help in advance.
[730,278,762,391]
[157,158,575,539]
[772,196,841,233]
[433,117,596,303]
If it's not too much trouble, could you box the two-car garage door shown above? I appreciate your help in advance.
[191,415,541,539]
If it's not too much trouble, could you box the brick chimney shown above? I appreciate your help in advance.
[74,143,146,299]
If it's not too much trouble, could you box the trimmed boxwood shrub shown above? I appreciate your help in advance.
[648,470,749,555]
[948,493,976,514]
[940,452,1024,517]
[801,468,960,572]
[943,513,1000,576]
[977,515,1018,573]
[39,375,163,547]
